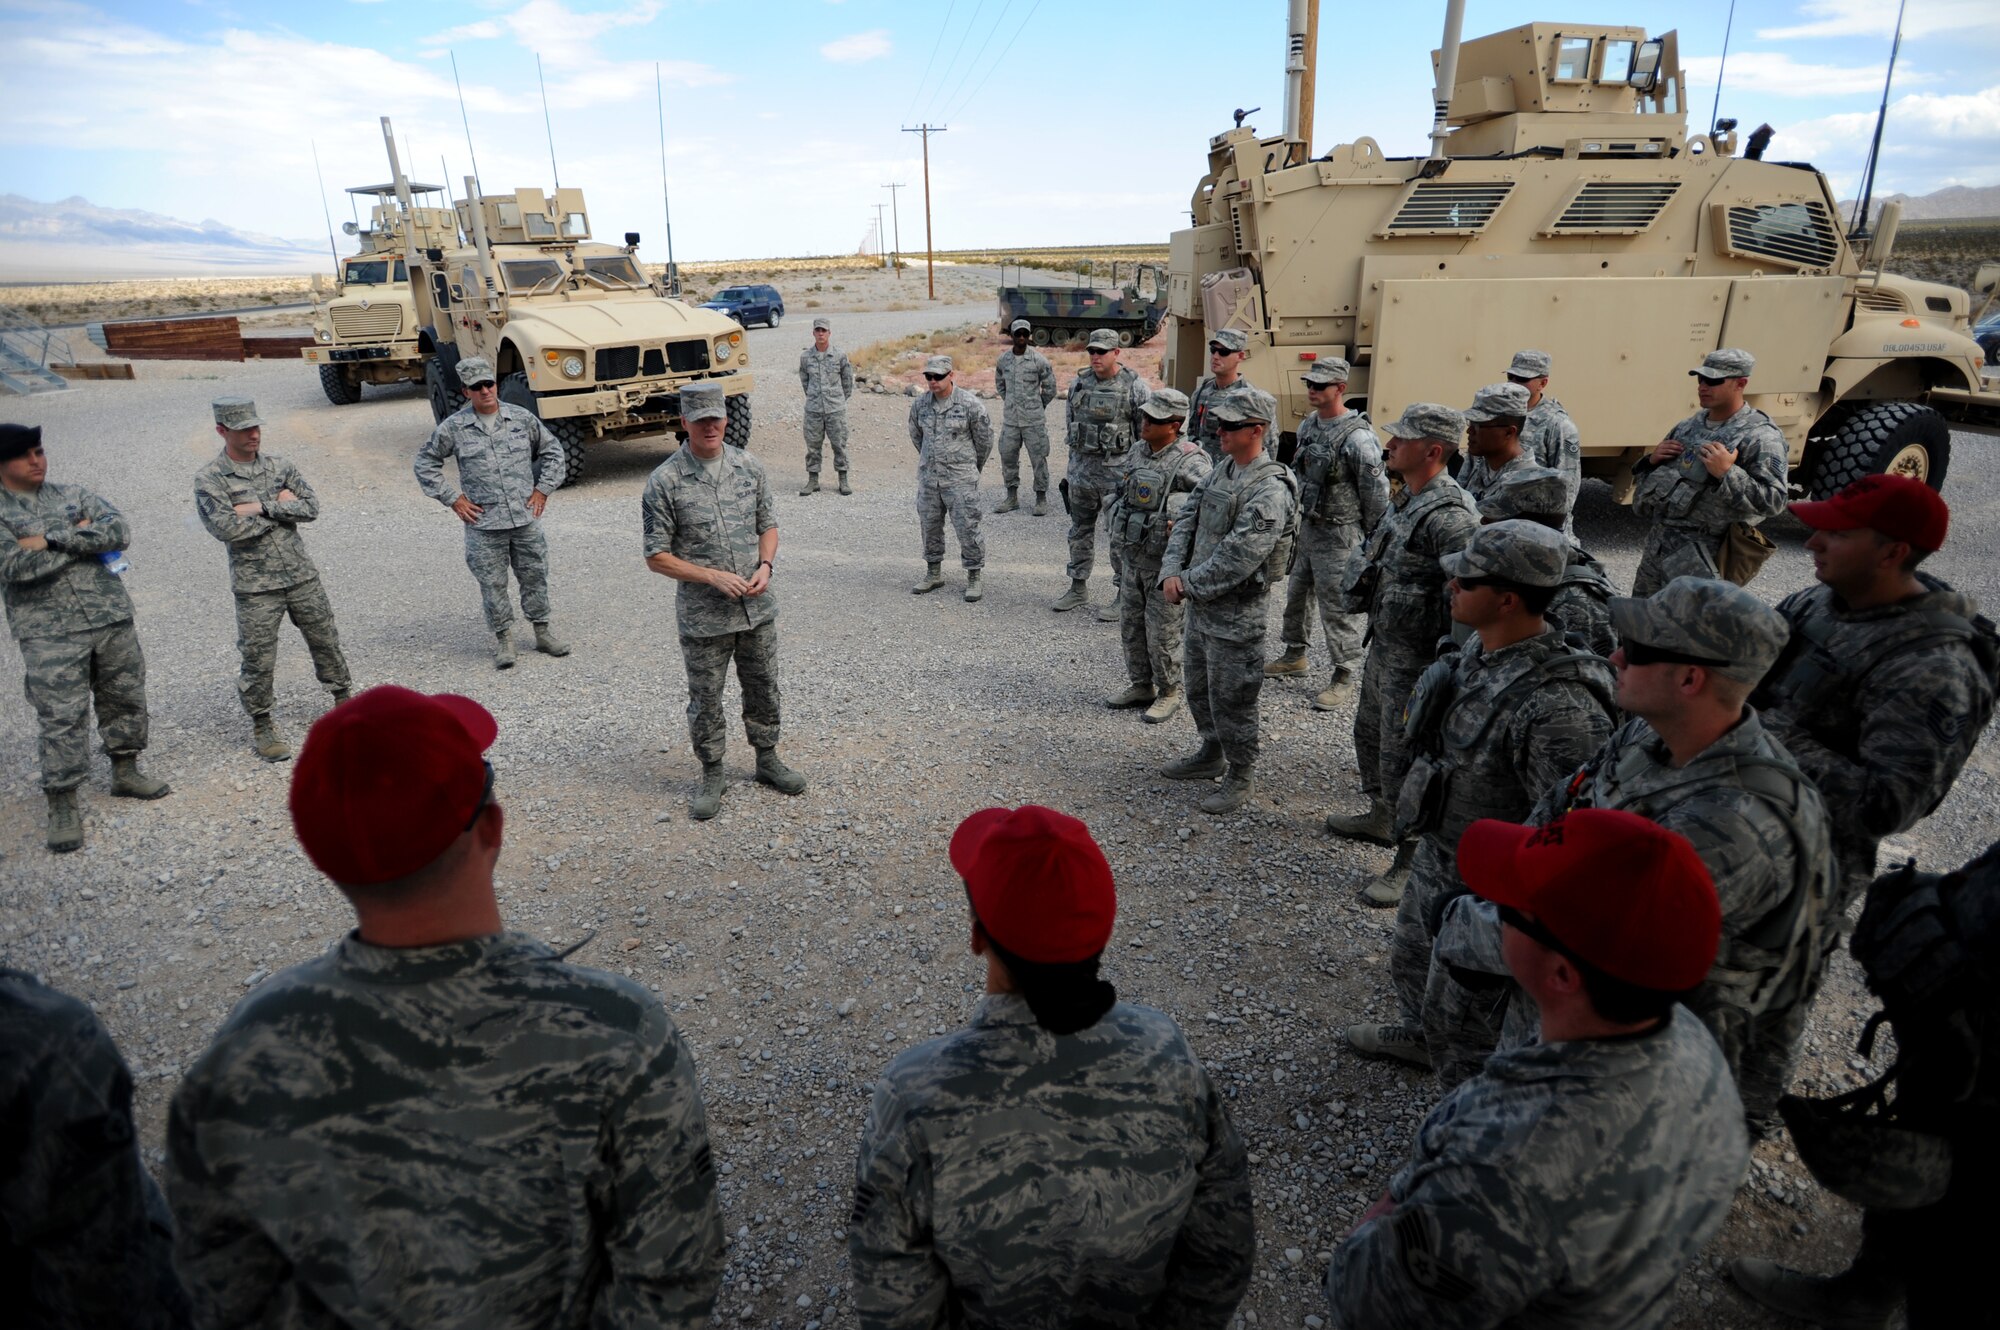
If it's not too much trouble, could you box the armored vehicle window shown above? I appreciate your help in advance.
[559,212,587,238]
[1379,181,1515,236]
[342,259,406,285]
[501,259,567,294]
[580,256,646,289]
[1599,39,1636,83]
[525,214,557,239]
[1554,36,1593,82]
[1719,201,1841,271]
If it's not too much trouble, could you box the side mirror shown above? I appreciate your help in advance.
[1628,38,1663,92]
[341,220,360,237]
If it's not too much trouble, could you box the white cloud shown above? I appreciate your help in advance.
[821,29,892,63]
[1681,51,1928,98]
[1758,0,2000,42]
[1773,84,2000,199]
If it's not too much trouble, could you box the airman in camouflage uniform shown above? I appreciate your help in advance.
[1478,465,1617,656]
[907,354,994,602]
[643,383,806,821]
[1325,405,1479,906]
[1631,348,1788,595]
[1185,328,1277,462]
[1454,382,1538,505]
[1345,522,1618,1077]
[195,397,351,763]
[1160,396,1300,815]
[1054,330,1149,614]
[2,967,191,1329]
[1266,358,1390,710]
[798,317,855,495]
[1507,349,1583,530]
[414,355,570,669]
[993,318,1057,514]
[0,423,169,853]
[1105,387,1210,725]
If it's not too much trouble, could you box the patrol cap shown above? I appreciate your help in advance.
[679,382,727,422]
[924,354,954,376]
[1209,328,1249,354]
[1210,394,1272,428]
[455,355,496,386]
[1508,349,1552,379]
[1690,347,1755,380]
[1609,575,1791,683]
[1788,474,1949,552]
[1458,809,1721,992]
[0,423,42,462]
[1303,357,1350,386]
[1379,402,1465,444]
[290,685,498,888]
[811,317,831,332]
[1085,328,1121,351]
[952,805,1116,964]
[1440,518,1570,588]
[1477,465,1570,522]
[1139,386,1190,422]
[1009,318,1032,334]
[212,397,264,430]
[1464,382,1532,424]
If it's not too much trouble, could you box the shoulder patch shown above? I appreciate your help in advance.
[1926,696,1974,745]
[1394,1209,1479,1302]
[850,1182,878,1225]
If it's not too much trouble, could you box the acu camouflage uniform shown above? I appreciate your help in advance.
[1185,376,1277,463]
[1325,1007,1749,1330]
[1522,398,1583,530]
[642,445,783,767]
[1457,453,1538,510]
[414,400,567,633]
[194,451,351,716]
[849,995,1253,1329]
[0,481,152,791]
[1476,464,1616,656]
[1159,453,1300,774]
[993,344,1058,497]
[1278,410,1389,667]
[798,342,856,477]
[167,931,724,1330]
[1,967,191,1330]
[1063,364,1149,584]
[909,385,995,572]
[1110,427,1211,695]
[1631,404,1787,595]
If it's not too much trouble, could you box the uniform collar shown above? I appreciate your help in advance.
[1483,1004,1685,1082]
[970,992,1038,1029]
[333,928,543,984]
[217,451,265,478]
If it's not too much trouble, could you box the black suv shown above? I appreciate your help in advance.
[701,283,785,328]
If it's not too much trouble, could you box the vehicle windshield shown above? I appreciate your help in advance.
[579,255,647,290]
[343,259,407,285]
[500,259,568,294]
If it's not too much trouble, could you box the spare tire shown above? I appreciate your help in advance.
[724,392,753,450]
[1806,402,1951,499]
[425,347,466,423]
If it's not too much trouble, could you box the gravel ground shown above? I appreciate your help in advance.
[2,299,1996,1328]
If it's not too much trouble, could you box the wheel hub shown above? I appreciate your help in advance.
[1886,442,1930,482]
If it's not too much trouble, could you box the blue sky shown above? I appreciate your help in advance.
[2,0,1996,264]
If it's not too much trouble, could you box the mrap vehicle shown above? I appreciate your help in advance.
[301,182,458,405]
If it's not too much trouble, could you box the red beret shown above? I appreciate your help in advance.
[951,805,1116,964]
[1788,474,1948,552]
[289,685,497,887]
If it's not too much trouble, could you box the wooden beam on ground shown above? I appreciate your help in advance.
[99,316,244,361]
[243,335,315,359]
[50,363,136,381]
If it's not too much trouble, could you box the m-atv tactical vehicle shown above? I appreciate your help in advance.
[301,183,459,405]
[380,118,751,484]
[997,262,1169,347]
[1165,15,2000,498]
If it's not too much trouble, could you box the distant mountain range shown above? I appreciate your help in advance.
[1838,184,2000,224]
[0,195,329,281]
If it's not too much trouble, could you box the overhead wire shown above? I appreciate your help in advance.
[929,0,1011,120]
[943,0,1041,122]
[905,0,960,121]
[923,0,988,122]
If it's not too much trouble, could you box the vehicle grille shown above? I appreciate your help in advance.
[1544,181,1679,235]
[1378,181,1514,236]
[330,304,402,339]
[596,346,640,381]
[668,340,710,372]
[1854,287,1909,314]
[1719,201,1841,271]
[642,348,665,377]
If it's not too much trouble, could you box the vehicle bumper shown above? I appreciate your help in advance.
[536,372,756,427]
[301,344,422,365]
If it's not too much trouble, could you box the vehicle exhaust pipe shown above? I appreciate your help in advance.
[1427,0,1467,166]
[1865,199,1904,287]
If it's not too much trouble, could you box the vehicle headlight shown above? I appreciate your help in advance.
[316,328,332,343]
[714,333,740,364]
[560,354,585,379]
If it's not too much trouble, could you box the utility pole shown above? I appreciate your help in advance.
[883,182,906,279]
[901,125,946,300]
[872,203,890,269]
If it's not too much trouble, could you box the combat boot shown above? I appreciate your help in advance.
[1313,666,1357,711]
[45,789,82,854]
[1200,765,1254,815]
[1360,841,1416,908]
[1324,796,1395,845]
[963,570,983,603]
[994,487,1019,514]
[1032,491,1048,516]
[108,754,169,800]
[251,714,293,763]
[837,472,852,496]
[1728,1260,1901,1330]
[1163,740,1226,781]
[1105,682,1156,709]
[1265,645,1309,677]
[755,747,808,795]
[799,473,820,496]
[911,563,945,595]
[1051,578,1088,613]
[1345,1023,1432,1068]
[331,689,352,706]
[494,628,516,670]
[1095,596,1121,622]
[1142,688,1182,724]
[532,622,571,657]
[689,763,727,821]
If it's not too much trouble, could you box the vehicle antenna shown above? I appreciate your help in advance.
[309,138,341,272]
[1708,0,1737,136]
[1850,0,1908,237]
[449,50,484,199]
[656,62,680,294]
[536,54,561,189]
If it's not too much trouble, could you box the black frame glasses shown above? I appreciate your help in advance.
[463,760,496,832]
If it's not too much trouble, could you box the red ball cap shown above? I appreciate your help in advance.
[1788,474,1948,552]
[1456,809,1720,992]
[289,685,498,887]
[950,805,1116,963]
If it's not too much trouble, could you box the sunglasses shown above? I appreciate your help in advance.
[1506,374,1533,386]
[1087,348,1115,356]
[463,759,496,832]
[1693,375,1729,387]
[467,381,498,392]
[1452,575,1501,592]
[1208,344,1237,355]
[1496,903,1574,958]
[923,372,949,381]
[1619,638,1729,669]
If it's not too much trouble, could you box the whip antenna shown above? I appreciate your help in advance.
[537,54,561,189]
[655,62,679,293]
[309,139,341,271]
[1850,0,1908,236]
[1708,0,1737,135]
[450,51,484,199]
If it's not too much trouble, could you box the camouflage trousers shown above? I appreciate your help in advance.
[1278,519,1367,666]
[998,420,1050,495]
[463,521,550,634]
[1185,624,1265,770]
[233,577,350,717]
[1390,840,1460,1028]
[1355,641,1429,800]
[18,620,150,792]
[1632,522,1723,597]
[916,475,984,571]
[1117,557,1183,692]
[1065,453,1124,585]
[803,407,850,475]
[1424,896,1538,1091]
[680,621,781,767]
[1692,985,1809,1128]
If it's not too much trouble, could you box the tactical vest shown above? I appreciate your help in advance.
[1341,479,1469,618]
[1187,456,1301,594]
[1296,412,1374,524]
[1069,369,1141,456]
[1114,443,1204,559]
[1657,408,1780,525]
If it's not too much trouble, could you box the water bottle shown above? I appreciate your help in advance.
[98,550,129,576]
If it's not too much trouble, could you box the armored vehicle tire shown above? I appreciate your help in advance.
[425,357,466,424]
[1030,327,1050,346]
[1808,402,1951,499]
[725,392,753,450]
[318,363,362,406]
[497,372,589,488]
[1116,329,1135,348]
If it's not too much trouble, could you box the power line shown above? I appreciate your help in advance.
[930,0,1011,122]
[944,0,1041,122]
[905,0,959,120]
[924,0,987,122]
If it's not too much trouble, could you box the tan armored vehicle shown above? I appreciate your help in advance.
[1166,13,2000,497]
[301,183,459,405]
[380,119,751,483]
